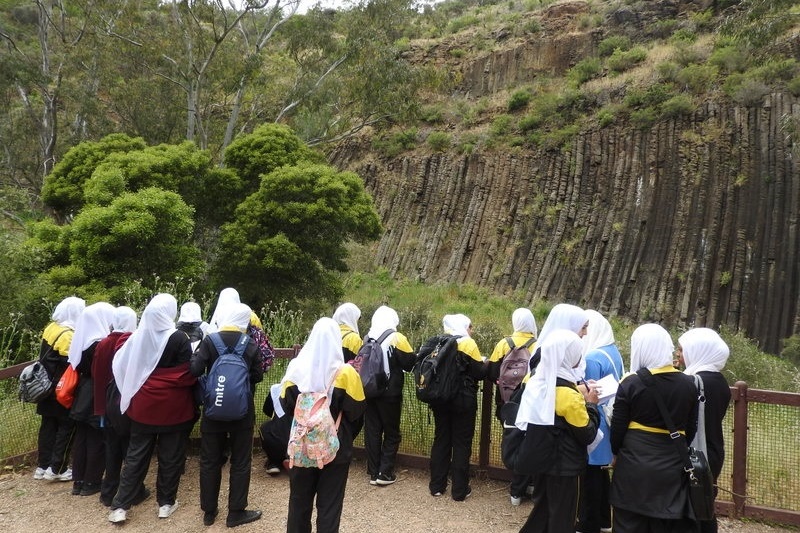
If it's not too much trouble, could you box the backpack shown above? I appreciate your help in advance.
[105,379,131,436]
[413,334,463,405]
[18,362,53,403]
[247,323,275,372]
[350,329,394,399]
[497,337,535,404]
[287,370,343,469]
[55,363,79,409]
[20,328,70,404]
[201,333,252,421]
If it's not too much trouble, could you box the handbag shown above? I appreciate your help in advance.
[55,364,79,408]
[637,369,715,521]
[18,362,53,403]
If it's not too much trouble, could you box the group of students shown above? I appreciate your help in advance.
[497,303,731,533]
[30,292,731,533]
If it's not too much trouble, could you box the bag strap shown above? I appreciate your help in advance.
[209,332,248,359]
[505,337,515,350]
[636,369,695,475]
[595,348,621,381]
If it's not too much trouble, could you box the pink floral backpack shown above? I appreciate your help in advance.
[287,370,343,469]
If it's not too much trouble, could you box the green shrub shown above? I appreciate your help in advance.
[660,95,695,118]
[447,14,479,33]
[598,35,632,57]
[630,107,658,129]
[523,19,542,33]
[449,48,467,58]
[519,93,559,131]
[624,83,675,108]
[507,89,533,112]
[656,61,681,82]
[750,58,799,83]
[606,46,648,74]
[730,78,771,106]
[676,64,719,94]
[670,28,697,44]
[568,57,603,85]
[490,114,514,136]
[597,108,616,127]
[673,43,705,67]
[709,45,748,74]
[427,131,451,152]
[787,76,800,97]
[372,129,418,157]
[420,105,443,124]
[782,335,800,367]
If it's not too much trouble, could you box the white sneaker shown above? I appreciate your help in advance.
[57,468,72,481]
[158,502,178,518]
[510,495,522,506]
[33,467,46,480]
[108,508,127,523]
[42,467,57,481]
[600,529,613,533]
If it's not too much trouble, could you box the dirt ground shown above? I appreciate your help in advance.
[0,452,794,533]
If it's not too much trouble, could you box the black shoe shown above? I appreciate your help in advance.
[375,472,397,486]
[100,495,113,507]
[131,487,151,506]
[80,482,101,496]
[71,481,83,495]
[226,510,262,528]
[265,462,281,475]
[453,486,472,502]
[203,510,218,526]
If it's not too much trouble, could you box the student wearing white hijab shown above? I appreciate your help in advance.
[34,296,85,482]
[190,303,264,528]
[91,306,143,507]
[609,324,699,533]
[108,294,196,524]
[280,317,366,533]
[332,302,362,362]
[67,301,115,498]
[678,328,731,533]
[425,313,486,501]
[515,329,600,533]
[529,303,589,372]
[207,287,240,334]
[487,307,537,506]
[362,305,415,486]
[577,310,624,533]
[177,301,208,351]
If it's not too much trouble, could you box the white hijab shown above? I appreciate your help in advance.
[516,329,584,428]
[630,323,674,372]
[207,287,240,333]
[583,310,615,351]
[222,303,252,332]
[282,317,344,393]
[178,301,203,323]
[367,305,399,377]
[52,296,85,329]
[534,303,588,352]
[511,308,537,336]
[67,302,115,368]
[679,328,730,375]
[112,306,138,333]
[333,302,361,335]
[443,314,472,337]
[112,293,178,414]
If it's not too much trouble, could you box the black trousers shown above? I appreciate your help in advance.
[199,426,254,514]
[72,421,105,484]
[612,507,699,533]
[510,472,533,498]
[576,464,611,532]
[37,414,75,473]
[520,474,579,533]
[259,416,291,466]
[287,461,350,533]
[101,426,133,504]
[429,399,477,501]
[363,397,402,477]
[111,430,187,509]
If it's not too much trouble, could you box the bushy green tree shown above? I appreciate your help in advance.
[215,162,382,307]
[64,187,202,298]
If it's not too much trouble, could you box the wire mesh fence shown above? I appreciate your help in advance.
[2,361,800,525]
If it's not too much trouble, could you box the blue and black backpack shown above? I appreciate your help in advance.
[202,332,252,421]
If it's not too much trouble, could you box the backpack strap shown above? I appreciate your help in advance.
[505,337,515,351]
[376,329,394,345]
[521,337,536,350]
[595,348,621,381]
[209,332,249,359]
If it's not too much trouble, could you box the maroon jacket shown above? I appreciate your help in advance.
[92,331,132,416]
[127,362,196,427]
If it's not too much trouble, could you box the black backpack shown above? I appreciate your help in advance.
[413,334,463,405]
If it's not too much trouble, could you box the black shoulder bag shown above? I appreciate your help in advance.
[637,369,715,521]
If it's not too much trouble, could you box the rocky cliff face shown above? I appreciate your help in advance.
[330,4,800,354]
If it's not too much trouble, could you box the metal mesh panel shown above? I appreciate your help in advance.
[744,402,800,511]
[0,392,38,460]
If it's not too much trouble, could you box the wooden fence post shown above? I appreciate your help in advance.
[731,380,749,518]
